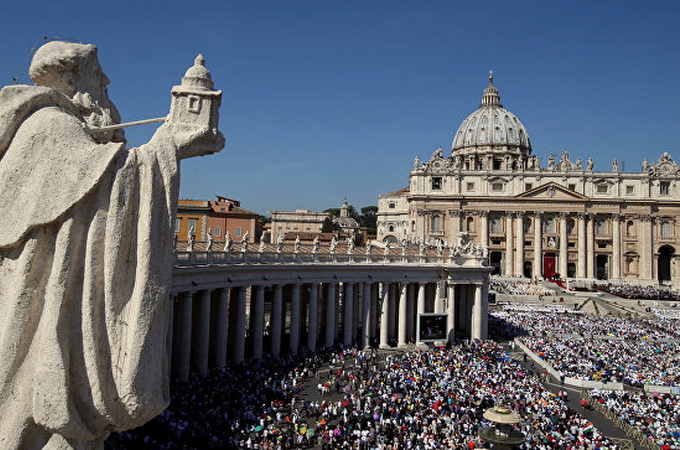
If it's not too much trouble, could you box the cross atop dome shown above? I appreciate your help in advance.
[489,69,494,82]
[481,71,502,107]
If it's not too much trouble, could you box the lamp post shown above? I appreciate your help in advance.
[478,405,526,449]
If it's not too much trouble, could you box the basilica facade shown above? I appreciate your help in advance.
[377,75,680,286]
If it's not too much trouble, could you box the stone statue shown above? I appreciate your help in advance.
[276,233,284,253]
[419,238,425,256]
[294,234,301,253]
[224,231,233,252]
[612,158,619,172]
[0,42,224,447]
[576,158,583,170]
[365,242,372,255]
[413,156,420,170]
[347,235,354,254]
[258,238,266,253]
[187,227,196,252]
[547,154,555,170]
[383,241,390,256]
[642,158,650,172]
[330,236,337,254]
[587,157,594,171]
[312,235,319,253]
[206,228,214,252]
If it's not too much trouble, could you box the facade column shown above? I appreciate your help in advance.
[515,212,524,277]
[533,212,542,279]
[447,283,456,343]
[212,287,229,369]
[480,281,489,339]
[559,213,568,278]
[448,210,461,244]
[290,284,301,353]
[641,214,654,281]
[251,286,265,359]
[612,214,621,279]
[577,213,587,278]
[398,283,408,347]
[379,282,390,348]
[270,285,283,357]
[307,283,319,350]
[233,287,247,365]
[505,213,514,276]
[415,283,426,344]
[433,282,442,313]
[325,283,336,347]
[173,291,193,382]
[586,214,595,279]
[192,289,211,376]
[362,282,373,348]
[343,283,354,346]
[480,211,489,248]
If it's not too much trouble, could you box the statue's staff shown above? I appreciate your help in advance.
[88,116,167,132]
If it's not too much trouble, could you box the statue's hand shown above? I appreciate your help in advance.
[168,124,225,159]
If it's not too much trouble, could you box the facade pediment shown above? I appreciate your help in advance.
[515,182,589,201]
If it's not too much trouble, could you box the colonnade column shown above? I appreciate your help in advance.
[447,283,456,343]
[515,212,524,277]
[362,282,373,348]
[192,289,211,375]
[343,283,354,347]
[533,212,542,279]
[559,212,568,278]
[612,214,621,279]
[307,283,319,350]
[379,283,390,348]
[173,291,193,382]
[212,287,229,369]
[577,213,587,278]
[270,285,283,357]
[397,283,408,347]
[505,213,514,276]
[586,214,595,279]
[471,284,484,340]
[233,287,247,365]
[289,284,301,353]
[325,283,336,347]
[251,286,265,359]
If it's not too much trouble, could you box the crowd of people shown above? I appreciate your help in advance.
[589,389,680,449]
[490,278,559,296]
[108,343,625,449]
[594,282,680,302]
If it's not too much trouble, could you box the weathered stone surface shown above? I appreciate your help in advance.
[0,41,223,449]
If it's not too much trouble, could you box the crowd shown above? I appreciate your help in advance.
[594,282,680,302]
[109,343,624,449]
[490,278,559,296]
[589,389,680,449]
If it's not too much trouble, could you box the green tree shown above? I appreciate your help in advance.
[321,217,334,233]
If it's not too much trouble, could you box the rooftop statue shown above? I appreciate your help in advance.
[0,42,224,448]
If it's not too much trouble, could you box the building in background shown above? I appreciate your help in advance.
[176,196,261,242]
[378,74,680,286]
[269,209,332,243]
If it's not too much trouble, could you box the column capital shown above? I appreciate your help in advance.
[611,212,625,222]
[557,212,570,220]
[512,211,523,218]
[532,211,544,219]
[640,213,655,223]
[447,209,463,217]
[473,210,489,218]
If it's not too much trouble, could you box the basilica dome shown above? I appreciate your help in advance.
[451,74,531,158]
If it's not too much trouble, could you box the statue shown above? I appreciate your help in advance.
[587,157,594,171]
[312,235,319,253]
[642,158,650,172]
[294,234,301,253]
[224,231,233,252]
[383,241,390,256]
[206,228,214,252]
[187,226,196,252]
[330,236,337,254]
[258,238,266,253]
[547,154,555,170]
[0,42,224,447]
[419,238,425,256]
[240,231,250,252]
[276,233,284,253]
[347,235,354,254]
[612,159,619,172]
[413,156,420,170]
[576,158,583,170]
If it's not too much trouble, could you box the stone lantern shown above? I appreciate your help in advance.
[478,405,526,449]
[169,54,222,133]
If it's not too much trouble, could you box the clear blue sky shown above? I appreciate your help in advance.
[2,1,679,215]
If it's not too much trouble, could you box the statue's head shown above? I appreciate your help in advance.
[29,41,123,141]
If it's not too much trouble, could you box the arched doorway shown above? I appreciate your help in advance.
[596,255,608,280]
[490,251,502,275]
[523,261,532,278]
[658,245,674,284]
[543,253,556,279]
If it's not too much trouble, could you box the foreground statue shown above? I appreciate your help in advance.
[0,42,224,448]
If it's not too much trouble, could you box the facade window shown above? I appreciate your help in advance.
[466,217,474,232]
[661,221,671,238]
[568,184,576,191]
[523,218,531,234]
[388,202,396,209]
[626,185,635,195]
[596,219,606,235]
[466,182,475,192]
[388,225,395,232]
[431,215,442,231]
[188,218,198,233]
[234,227,242,238]
[490,217,502,233]
[431,177,442,190]
[596,184,608,194]
[491,182,504,192]
[525,183,532,191]
[544,217,555,234]
[660,181,670,196]
[214,226,221,237]
[175,218,181,232]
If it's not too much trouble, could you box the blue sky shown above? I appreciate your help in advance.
[1,1,679,215]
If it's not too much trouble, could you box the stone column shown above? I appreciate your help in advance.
[559,213,568,278]
[533,212,542,279]
[173,291,193,382]
[233,287,247,365]
[290,284,301,353]
[307,283,319,350]
[480,211,489,248]
[505,213,514,276]
[577,213,587,278]
[270,285,283,357]
[471,284,484,340]
[447,283,456,343]
[515,212,524,277]
[192,289,211,376]
[448,210,461,244]
[586,214,595,279]
[641,214,654,281]
[343,283,354,346]
[362,282,373,348]
[480,281,489,339]
[379,282,390,348]
[612,214,621,279]
[212,287,229,369]
[325,283,336,347]
[251,285,265,359]
[433,282,442,313]
[397,283,408,347]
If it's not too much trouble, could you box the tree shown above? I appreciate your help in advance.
[321,217,334,233]
[360,205,378,235]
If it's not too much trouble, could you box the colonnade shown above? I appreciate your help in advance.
[170,275,488,381]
